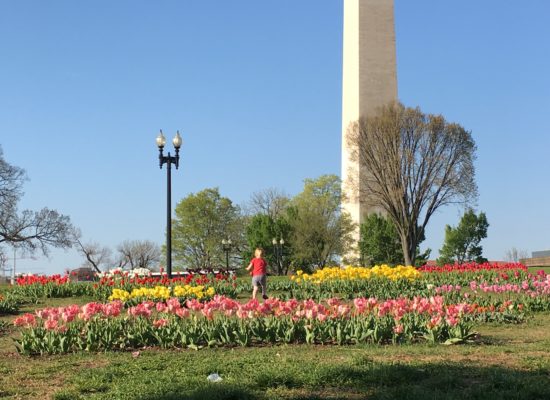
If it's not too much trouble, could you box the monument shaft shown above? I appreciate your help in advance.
[341,0,397,251]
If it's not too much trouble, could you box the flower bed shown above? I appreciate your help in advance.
[16,274,70,286]
[108,285,216,302]
[94,271,239,300]
[418,262,527,274]
[11,275,93,299]
[291,265,421,283]
[13,294,528,355]
[7,264,549,315]
[275,265,423,300]
[8,270,239,301]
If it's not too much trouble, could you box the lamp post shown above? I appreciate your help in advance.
[156,130,182,279]
[272,238,284,275]
[221,239,232,270]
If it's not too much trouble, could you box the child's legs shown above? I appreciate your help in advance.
[251,275,261,299]
[259,275,267,296]
[252,275,267,297]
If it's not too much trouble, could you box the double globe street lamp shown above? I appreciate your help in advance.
[156,130,182,279]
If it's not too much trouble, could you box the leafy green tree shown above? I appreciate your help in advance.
[359,214,402,266]
[359,214,431,266]
[244,214,292,275]
[171,188,244,269]
[288,175,355,272]
[438,209,489,265]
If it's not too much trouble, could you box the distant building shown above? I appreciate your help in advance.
[520,249,550,267]
[532,250,550,258]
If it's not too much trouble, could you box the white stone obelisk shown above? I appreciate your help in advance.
[341,0,397,260]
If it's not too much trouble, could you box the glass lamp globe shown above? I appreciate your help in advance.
[173,131,183,149]
[156,130,166,148]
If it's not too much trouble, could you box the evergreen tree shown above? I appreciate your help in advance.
[438,209,489,265]
[359,214,402,266]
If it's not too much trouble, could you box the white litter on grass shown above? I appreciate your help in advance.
[207,373,223,383]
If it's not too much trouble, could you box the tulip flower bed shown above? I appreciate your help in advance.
[269,265,422,300]
[418,262,527,274]
[16,274,70,286]
[93,270,240,300]
[8,270,240,302]
[108,285,216,303]
[269,263,547,302]
[417,262,530,286]
[291,265,421,283]
[11,275,93,299]
[13,294,504,355]
[7,264,549,318]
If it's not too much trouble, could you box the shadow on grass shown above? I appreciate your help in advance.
[127,361,549,400]
[137,385,256,400]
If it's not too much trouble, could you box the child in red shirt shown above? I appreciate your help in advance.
[246,247,268,300]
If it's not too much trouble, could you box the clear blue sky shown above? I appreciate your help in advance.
[1,1,549,274]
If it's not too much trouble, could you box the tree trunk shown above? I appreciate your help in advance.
[399,231,412,266]
[401,241,412,266]
[399,229,418,267]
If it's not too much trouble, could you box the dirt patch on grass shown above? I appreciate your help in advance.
[0,353,112,399]
[266,386,372,400]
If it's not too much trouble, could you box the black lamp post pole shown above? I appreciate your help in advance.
[222,239,232,270]
[157,130,182,280]
[166,156,173,278]
[272,238,284,275]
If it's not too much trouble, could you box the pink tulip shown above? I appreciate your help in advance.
[175,307,190,318]
[393,324,404,334]
[153,318,168,328]
[166,298,181,312]
[317,313,327,322]
[13,313,36,327]
[156,303,167,313]
[44,319,58,330]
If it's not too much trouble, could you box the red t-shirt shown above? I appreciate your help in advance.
[250,257,267,276]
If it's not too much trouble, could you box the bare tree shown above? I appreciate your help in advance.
[117,240,161,270]
[72,229,112,273]
[0,147,74,256]
[247,188,290,219]
[346,102,477,265]
[0,147,25,212]
[504,247,529,263]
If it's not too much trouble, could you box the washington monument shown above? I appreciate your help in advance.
[341,0,397,253]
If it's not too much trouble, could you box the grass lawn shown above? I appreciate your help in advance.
[1,299,549,400]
